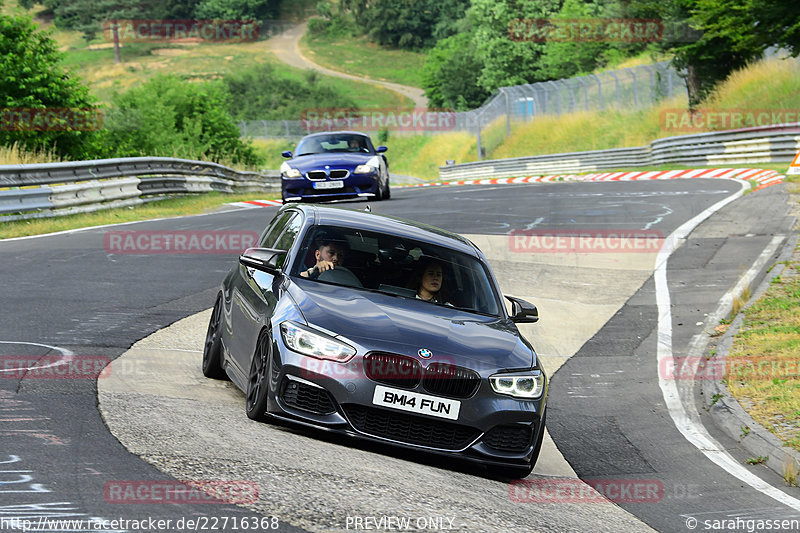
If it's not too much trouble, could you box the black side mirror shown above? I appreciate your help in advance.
[281,151,293,158]
[239,247,287,274]
[505,295,539,323]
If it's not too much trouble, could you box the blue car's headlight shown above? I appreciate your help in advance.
[354,164,376,174]
[489,370,546,399]
[354,156,381,174]
[280,321,356,362]
[280,162,302,178]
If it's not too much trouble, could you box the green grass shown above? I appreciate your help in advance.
[379,56,800,179]
[65,40,408,109]
[726,253,800,454]
[0,192,279,239]
[9,3,409,109]
[491,56,800,159]
[300,25,426,89]
[384,132,479,180]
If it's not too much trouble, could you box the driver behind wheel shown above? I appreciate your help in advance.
[300,230,349,278]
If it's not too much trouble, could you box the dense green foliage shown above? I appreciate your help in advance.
[421,33,489,110]
[0,13,99,159]
[1,11,265,165]
[194,0,282,20]
[20,0,283,40]
[223,64,357,121]
[99,75,263,165]
[317,0,799,112]
[312,0,468,49]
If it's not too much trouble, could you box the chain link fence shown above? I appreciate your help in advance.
[240,61,688,156]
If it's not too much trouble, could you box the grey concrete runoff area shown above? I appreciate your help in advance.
[98,237,660,532]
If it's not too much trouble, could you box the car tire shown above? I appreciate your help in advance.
[384,180,391,200]
[201,296,227,380]
[245,330,272,421]
[374,179,386,202]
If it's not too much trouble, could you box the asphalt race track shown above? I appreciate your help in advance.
[1,178,799,533]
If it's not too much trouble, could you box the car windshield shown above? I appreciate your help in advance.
[292,225,502,317]
[296,134,370,156]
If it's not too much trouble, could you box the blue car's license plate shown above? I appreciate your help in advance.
[313,180,344,190]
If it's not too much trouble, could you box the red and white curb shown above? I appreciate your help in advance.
[401,168,784,191]
[227,199,283,208]
[226,168,785,209]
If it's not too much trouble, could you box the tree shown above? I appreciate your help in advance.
[467,0,561,93]
[744,0,800,54]
[624,0,797,106]
[223,63,357,121]
[536,0,612,79]
[102,75,263,166]
[672,0,760,106]
[337,0,469,50]
[0,13,99,159]
[194,0,282,20]
[422,33,490,110]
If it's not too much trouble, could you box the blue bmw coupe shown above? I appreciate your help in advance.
[279,131,390,203]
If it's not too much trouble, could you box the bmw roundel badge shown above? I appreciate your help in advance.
[418,348,433,359]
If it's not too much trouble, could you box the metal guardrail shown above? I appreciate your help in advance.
[440,123,800,180]
[0,157,280,221]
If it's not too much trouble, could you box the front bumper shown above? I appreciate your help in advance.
[263,333,547,467]
[282,173,379,202]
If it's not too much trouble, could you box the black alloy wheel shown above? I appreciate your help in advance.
[245,331,272,420]
[202,296,227,380]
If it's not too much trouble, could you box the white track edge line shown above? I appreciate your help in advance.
[655,179,800,511]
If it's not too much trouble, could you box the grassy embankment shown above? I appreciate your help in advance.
[723,172,800,469]
[384,56,800,179]
[300,28,426,88]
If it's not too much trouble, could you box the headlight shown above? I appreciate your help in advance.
[353,164,375,174]
[354,156,381,174]
[280,321,356,362]
[280,162,302,178]
[489,370,545,399]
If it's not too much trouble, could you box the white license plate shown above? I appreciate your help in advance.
[312,180,344,190]
[372,385,460,420]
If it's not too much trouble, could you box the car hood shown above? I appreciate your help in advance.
[287,281,535,371]
[288,152,376,172]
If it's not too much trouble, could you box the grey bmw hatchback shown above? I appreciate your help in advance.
[202,204,547,478]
